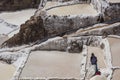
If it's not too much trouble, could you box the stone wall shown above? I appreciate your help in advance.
[1,6,103,48]
[0,0,40,11]
[91,0,120,21]
[31,36,102,52]
[1,16,47,47]
[74,22,120,37]
[58,0,90,3]
[104,3,120,20]
[91,0,109,13]
[44,14,101,36]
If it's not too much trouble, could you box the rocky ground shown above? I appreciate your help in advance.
[0,0,40,11]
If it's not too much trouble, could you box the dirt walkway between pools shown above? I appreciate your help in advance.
[47,4,97,16]
[20,51,82,79]
[0,62,15,80]
[107,37,120,80]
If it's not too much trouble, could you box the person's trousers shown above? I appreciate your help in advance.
[95,64,98,72]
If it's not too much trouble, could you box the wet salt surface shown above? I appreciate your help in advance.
[47,4,98,16]
[20,51,82,79]
[90,75,107,80]
[0,9,36,38]
[107,38,120,80]
[44,1,58,9]
[0,9,36,26]
[112,70,120,80]
[107,38,120,67]
[0,62,15,80]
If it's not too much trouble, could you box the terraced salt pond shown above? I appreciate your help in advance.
[20,51,82,79]
[107,37,120,80]
[112,69,120,80]
[108,38,120,67]
[0,9,37,40]
[0,9,36,26]
[44,1,58,9]
[47,4,98,16]
[0,63,15,80]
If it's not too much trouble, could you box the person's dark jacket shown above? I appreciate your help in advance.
[91,56,97,65]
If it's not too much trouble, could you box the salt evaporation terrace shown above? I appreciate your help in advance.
[47,4,98,16]
[44,1,58,9]
[107,37,120,80]
[18,37,109,80]
[0,9,36,26]
[0,63,15,80]
[20,51,82,79]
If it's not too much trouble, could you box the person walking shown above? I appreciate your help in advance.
[90,53,98,73]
